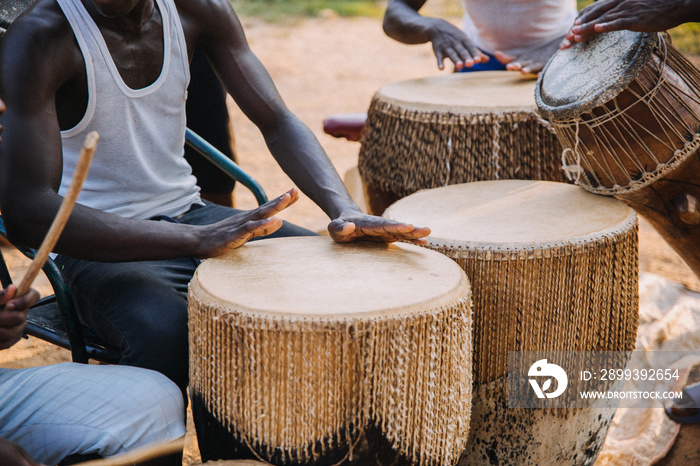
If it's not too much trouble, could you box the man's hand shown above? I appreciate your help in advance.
[560,0,697,49]
[494,35,563,75]
[425,18,488,70]
[328,211,431,245]
[194,188,300,258]
[0,285,40,351]
[0,439,45,466]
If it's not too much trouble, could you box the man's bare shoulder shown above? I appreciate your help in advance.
[1,0,81,95]
[173,0,243,38]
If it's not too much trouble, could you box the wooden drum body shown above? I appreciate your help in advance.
[384,180,639,465]
[189,237,473,466]
[536,30,700,278]
[358,71,565,215]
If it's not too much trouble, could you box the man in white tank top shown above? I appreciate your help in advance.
[0,0,430,461]
[384,0,577,74]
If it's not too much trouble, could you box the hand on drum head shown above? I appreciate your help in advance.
[195,188,299,258]
[425,18,489,71]
[560,0,699,49]
[494,35,563,75]
[327,213,431,245]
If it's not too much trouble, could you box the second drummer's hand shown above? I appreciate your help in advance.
[560,0,700,49]
[195,188,299,258]
[328,211,431,245]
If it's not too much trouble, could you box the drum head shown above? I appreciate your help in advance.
[536,30,657,121]
[0,0,35,33]
[376,71,539,113]
[192,236,469,318]
[383,180,634,250]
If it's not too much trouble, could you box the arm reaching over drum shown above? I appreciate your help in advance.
[561,0,700,48]
[327,212,430,245]
[383,0,487,70]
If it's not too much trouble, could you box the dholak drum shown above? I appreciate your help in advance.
[0,0,35,37]
[536,30,700,278]
[358,71,566,215]
[384,180,639,465]
[189,237,473,466]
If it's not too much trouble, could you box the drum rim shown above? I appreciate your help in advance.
[189,236,472,319]
[535,31,658,122]
[383,180,638,254]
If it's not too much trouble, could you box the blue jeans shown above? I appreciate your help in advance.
[458,51,506,72]
[54,202,317,393]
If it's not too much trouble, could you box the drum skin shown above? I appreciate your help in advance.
[359,71,565,215]
[384,180,640,466]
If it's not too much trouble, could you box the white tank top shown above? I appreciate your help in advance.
[56,0,201,220]
[461,0,577,56]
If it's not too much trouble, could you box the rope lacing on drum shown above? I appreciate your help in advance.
[550,33,700,194]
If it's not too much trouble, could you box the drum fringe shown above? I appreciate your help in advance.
[358,96,566,202]
[189,292,474,466]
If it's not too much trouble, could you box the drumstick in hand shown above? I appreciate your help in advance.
[15,131,98,297]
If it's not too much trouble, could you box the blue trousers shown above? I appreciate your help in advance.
[55,202,317,393]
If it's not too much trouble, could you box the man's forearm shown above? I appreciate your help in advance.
[263,113,360,220]
[383,0,434,44]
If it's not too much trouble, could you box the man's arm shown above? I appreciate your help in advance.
[0,3,297,262]
[562,0,700,48]
[185,0,429,244]
[383,0,485,70]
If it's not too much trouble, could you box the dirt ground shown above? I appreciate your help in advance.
[2,13,700,466]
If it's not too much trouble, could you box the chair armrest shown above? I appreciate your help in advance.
[185,128,268,205]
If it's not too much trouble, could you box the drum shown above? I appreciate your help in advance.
[358,71,566,215]
[0,0,35,37]
[384,180,640,465]
[188,236,473,466]
[536,30,700,278]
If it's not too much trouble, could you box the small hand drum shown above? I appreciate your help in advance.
[536,30,700,278]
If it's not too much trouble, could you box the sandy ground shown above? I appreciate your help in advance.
[2,13,700,466]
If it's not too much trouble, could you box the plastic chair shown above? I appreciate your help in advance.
[0,129,267,363]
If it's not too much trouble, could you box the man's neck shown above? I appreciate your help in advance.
[81,0,156,33]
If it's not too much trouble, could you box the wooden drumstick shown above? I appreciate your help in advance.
[73,438,185,466]
[15,131,98,297]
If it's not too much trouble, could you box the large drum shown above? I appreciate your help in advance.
[384,180,640,465]
[189,236,473,466]
[358,71,566,215]
[536,30,700,278]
